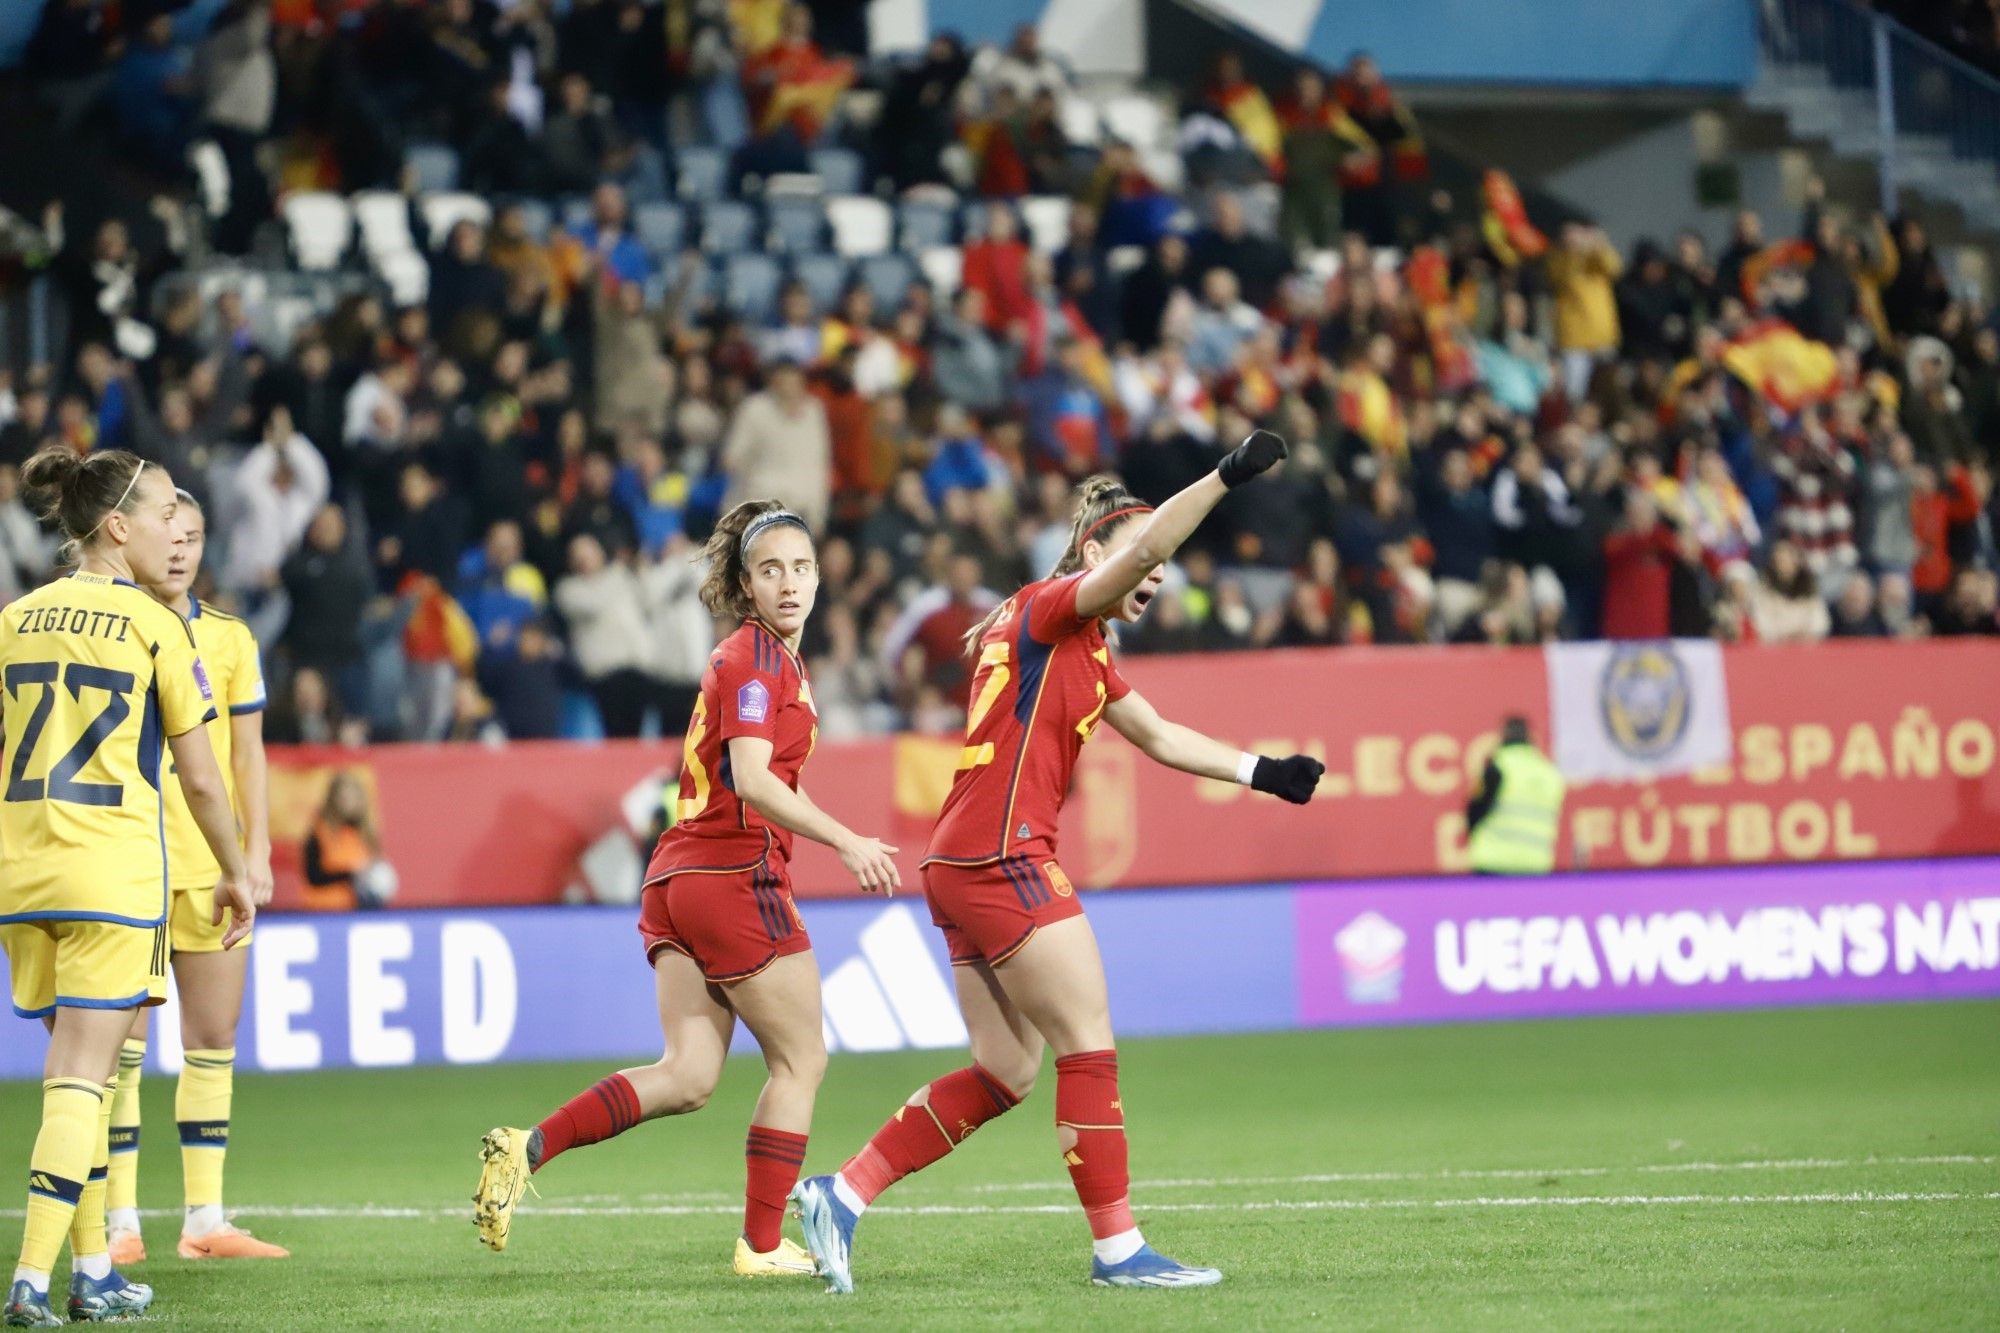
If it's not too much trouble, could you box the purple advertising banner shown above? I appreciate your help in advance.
[1297,857,2000,1026]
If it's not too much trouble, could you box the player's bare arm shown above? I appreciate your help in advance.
[229,710,275,907]
[1105,691,1326,802]
[166,726,254,947]
[726,736,901,893]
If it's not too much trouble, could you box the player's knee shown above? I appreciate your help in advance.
[984,1058,1037,1100]
[766,1042,827,1088]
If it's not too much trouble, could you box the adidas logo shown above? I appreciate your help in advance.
[819,904,969,1055]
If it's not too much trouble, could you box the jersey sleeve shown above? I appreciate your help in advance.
[225,620,267,715]
[1104,649,1133,704]
[151,609,217,737]
[715,639,785,745]
[1025,573,1095,643]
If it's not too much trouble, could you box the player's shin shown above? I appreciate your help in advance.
[529,1073,643,1171]
[1054,1050,1142,1264]
[743,1127,808,1252]
[65,1073,117,1282]
[15,1079,103,1290]
[178,1049,235,1237]
[105,1041,145,1236]
[835,1065,1021,1212]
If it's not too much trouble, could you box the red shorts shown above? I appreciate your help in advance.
[922,856,1084,967]
[637,865,811,984]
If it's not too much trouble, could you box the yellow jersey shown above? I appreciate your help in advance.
[0,572,215,926]
[163,597,265,890]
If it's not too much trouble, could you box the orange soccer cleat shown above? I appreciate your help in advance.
[177,1224,290,1260]
[107,1229,146,1267]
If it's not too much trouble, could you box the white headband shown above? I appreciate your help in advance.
[81,460,147,542]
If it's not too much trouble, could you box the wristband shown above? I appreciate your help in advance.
[1235,752,1261,786]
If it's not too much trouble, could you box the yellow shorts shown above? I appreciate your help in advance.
[3,918,168,1020]
[169,885,253,955]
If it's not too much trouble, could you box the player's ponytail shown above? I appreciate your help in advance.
[21,446,154,567]
[962,474,1147,654]
[699,498,793,620]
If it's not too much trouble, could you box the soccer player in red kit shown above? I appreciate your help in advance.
[473,500,901,1278]
[794,433,1325,1291]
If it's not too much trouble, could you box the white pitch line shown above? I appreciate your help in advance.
[11,1190,1996,1224]
[963,1153,1999,1193]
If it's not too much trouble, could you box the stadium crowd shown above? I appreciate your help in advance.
[1,0,1997,747]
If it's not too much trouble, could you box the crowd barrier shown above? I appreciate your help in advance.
[9,856,1992,1080]
[263,640,2000,910]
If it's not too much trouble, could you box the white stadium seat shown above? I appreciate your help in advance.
[351,191,416,261]
[420,192,492,249]
[826,195,893,258]
[1019,195,1072,255]
[281,192,352,271]
[918,245,962,296]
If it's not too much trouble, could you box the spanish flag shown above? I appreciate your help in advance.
[1721,319,1839,414]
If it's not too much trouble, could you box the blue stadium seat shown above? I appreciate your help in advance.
[675,145,729,201]
[961,200,1017,242]
[897,199,955,253]
[791,252,850,314]
[809,146,865,196]
[406,142,460,193]
[560,195,595,234]
[635,202,687,257]
[645,261,719,314]
[765,196,825,254]
[699,201,759,253]
[723,252,784,322]
[507,198,554,243]
[857,252,918,310]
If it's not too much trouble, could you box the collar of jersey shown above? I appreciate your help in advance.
[747,616,802,670]
[187,595,203,619]
[67,571,143,591]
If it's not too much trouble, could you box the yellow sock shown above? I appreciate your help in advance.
[68,1073,117,1260]
[106,1040,145,1217]
[18,1078,104,1278]
[177,1048,234,1215]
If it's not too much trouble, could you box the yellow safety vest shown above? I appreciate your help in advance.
[1467,743,1566,875]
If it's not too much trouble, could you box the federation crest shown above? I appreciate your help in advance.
[1597,643,1691,760]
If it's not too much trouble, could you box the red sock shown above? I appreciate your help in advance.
[840,1064,1020,1204]
[532,1073,642,1172]
[1055,1050,1133,1239]
[743,1126,809,1252]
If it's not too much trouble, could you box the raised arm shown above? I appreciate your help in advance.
[726,736,901,893]
[1104,688,1324,803]
[1072,430,1288,621]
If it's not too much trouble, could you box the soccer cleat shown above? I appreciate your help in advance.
[64,1270,154,1322]
[789,1175,859,1294]
[732,1235,817,1277]
[1089,1244,1224,1289]
[178,1223,290,1259]
[473,1126,536,1252]
[107,1229,145,1267]
[2,1281,60,1328]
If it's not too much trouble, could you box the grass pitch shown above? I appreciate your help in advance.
[4,1000,1997,1329]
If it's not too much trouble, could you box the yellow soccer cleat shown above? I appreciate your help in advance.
[472,1127,536,1252]
[732,1236,817,1277]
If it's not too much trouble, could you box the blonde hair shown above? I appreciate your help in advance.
[963,474,1146,652]
[22,447,153,566]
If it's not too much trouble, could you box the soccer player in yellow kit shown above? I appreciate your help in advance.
[1,450,253,1327]
[104,492,286,1265]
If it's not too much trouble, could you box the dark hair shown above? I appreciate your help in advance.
[962,474,1146,653]
[21,446,155,565]
[699,499,814,620]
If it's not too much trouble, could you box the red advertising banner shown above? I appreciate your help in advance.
[266,640,2000,908]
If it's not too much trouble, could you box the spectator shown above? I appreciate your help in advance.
[1276,68,1371,250]
[568,181,651,286]
[1902,337,1975,466]
[1933,568,2000,636]
[1830,571,1888,637]
[970,22,1072,106]
[1769,407,1858,578]
[761,281,823,368]
[457,518,548,648]
[563,448,642,556]
[0,464,54,606]
[638,534,716,732]
[1749,539,1831,643]
[592,276,672,437]
[281,505,373,708]
[1683,445,1761,570]
[380,460,471,584]
[930,288,1014,416]
[1546,223,1624,401]
[1416,447,1494,632]
[430,220,509,352]
[1600,489,1683,640]
[1054,203,1118,342]
[962,204,1034,335]
[554,533,655,736]
[1186,268,1263,376]
[1333,53,1424,245]
[542,70,628,194]
[1120,232,1194,352]
[1866,432,1920,577]
[197,0,277,255]
[742,3,854,147]
[878,32,971,191]
[1189,194,1292,311]
[224,403,331,595]
[478,616,566,739]
[881,549,1002,709]
[302,773,383,912]
[1023,336,1114,476]
[722,360,832,531]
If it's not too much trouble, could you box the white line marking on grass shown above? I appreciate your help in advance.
[964,1154,1998,1193]
[19,1189,1996,1224]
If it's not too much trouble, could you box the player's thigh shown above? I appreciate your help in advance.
[990,914,1114,1059]
[727,949,827,1083]
[646,947,735,1086]
[171,945,250,1051]
[954,959,1044,1097]
[171,884,247,956]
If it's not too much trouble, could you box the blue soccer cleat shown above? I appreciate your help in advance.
[789,1174,859,1294]
[65,1270,154,1323]
[1090,1244,1224,1289]
[3,1281,60,1328]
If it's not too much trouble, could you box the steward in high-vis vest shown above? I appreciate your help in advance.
[1465,716,1566,874]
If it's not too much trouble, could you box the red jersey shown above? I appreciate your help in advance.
[648,619,818,879]
[924,572,1131,868]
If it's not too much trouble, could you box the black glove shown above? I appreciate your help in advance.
[1216,429,1288,489]
[1251,754,1324,805]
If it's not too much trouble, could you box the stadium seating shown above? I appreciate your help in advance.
[917,246,963,296]
[1019,196,1072,254]
[281,192,353,270]
[856,252,918,310]
[765,195,827,254]
[808,146,865,195]
[420,192,493,247]
[406,142,462,193]
[699,200,759,254]
[351,191,417,262]
[792,251,850,313]
[674,145,729,201]
[896,199,955,253]
[827,195,894,257]
[634,201,688,257]
[722,252,784,321]
[508,197,555,243]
